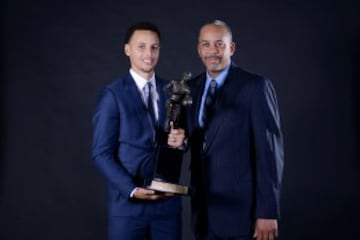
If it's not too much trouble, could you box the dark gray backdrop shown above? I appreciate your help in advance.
[1,0,359,239]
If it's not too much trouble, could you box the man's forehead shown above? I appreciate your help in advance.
[199,32,230,42]
[129,30,159,41]
[201,24,227,33]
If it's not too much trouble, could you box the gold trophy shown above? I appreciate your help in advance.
[147,72,192,195]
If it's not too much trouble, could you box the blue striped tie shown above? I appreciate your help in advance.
[202,79,217,128]
[145,82,157,127]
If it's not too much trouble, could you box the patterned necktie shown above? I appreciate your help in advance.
[202,79,217,128]
[144,82,157,127]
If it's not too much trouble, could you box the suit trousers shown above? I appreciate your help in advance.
[108,214,181,240]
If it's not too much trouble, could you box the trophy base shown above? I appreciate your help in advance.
[147,180,190,196]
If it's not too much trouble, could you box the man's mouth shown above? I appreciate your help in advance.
[206,56,220,63]
[143,59,153,64]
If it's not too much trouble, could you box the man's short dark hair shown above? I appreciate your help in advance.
[124,22,161,45]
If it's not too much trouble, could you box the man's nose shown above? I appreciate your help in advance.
[208,45,219,54]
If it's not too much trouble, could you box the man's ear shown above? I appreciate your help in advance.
[124,44,130,56]
[230,41,236,56]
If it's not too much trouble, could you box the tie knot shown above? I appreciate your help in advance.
[143,82,153,107]
[146,81,153,91]
[144,81,157,126]
[201,79,217,128]
[208,79,217,96]
[209,80,217,95]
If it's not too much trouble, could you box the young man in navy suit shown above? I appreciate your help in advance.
[92,22,185,240]
[188,20,284,240]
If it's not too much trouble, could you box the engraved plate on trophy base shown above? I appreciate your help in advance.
[148,180,190,195]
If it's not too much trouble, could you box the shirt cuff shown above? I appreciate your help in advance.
[130,187,138,198]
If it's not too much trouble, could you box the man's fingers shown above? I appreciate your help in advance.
[163,192,175,197]
[134,188,155,199]
[253,219,278,240]
[134,188,175,201]
[256,230,277,240]
[142,189,155,195]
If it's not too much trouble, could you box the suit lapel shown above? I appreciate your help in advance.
[203,67,238,152]
[124,73,156,140]
[192,74,207,130]
[156,77,167,130]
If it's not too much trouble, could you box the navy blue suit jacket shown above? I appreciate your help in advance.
[188,65,284,237]
[92,73,181,218]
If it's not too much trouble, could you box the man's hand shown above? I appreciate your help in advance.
[167,122,186,148]
[253,218,278,240]
[132,187,174,200]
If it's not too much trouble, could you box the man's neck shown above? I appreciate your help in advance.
[131,69,154,80]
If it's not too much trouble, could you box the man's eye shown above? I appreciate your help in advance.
[216,42,224,48]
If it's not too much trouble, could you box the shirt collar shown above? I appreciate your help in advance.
[205,61,231,88]
[129,68,156,90]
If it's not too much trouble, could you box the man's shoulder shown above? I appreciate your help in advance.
[188,72,206,87]
[229,65,268,87]
[104,74,131,90]
[155,75,168,87]
[230,65,263,79]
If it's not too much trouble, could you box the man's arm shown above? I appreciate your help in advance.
[92,88,175,200]
[251,78,284,239]
[91,87,137,197]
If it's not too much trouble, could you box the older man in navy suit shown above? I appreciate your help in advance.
[188,20,284,240]
[92,22,185,240]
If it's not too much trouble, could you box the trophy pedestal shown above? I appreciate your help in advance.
[148,179,190,195]
[147,145,191,196]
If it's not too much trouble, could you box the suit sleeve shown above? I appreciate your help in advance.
[251,78,284,219]
[91,87,136,198]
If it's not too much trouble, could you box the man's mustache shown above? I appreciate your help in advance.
[205,55,221,59]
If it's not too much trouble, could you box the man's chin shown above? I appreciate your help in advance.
[140,67,155,73]
[207,64,223,72]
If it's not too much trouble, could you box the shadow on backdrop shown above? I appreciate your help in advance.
[0,1,359,240]
[355,28,360,155]
[0,0,5,208]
